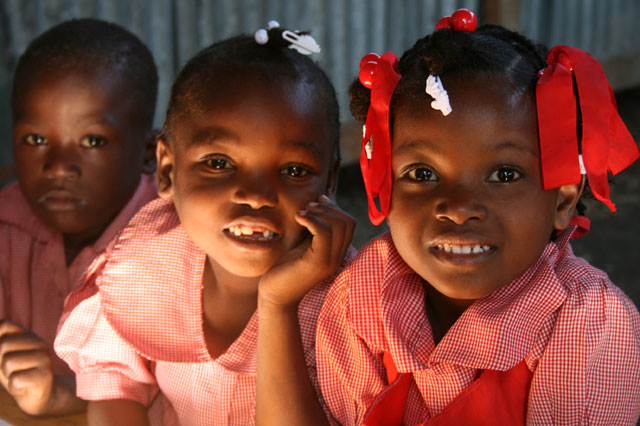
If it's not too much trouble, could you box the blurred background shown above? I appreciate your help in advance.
[1,0,639,306]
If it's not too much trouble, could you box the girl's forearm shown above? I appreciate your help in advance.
[256,301,330,426]
[88,399,149,426]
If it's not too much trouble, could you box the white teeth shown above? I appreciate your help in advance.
[437,243,491,254]
[228,225,275,240]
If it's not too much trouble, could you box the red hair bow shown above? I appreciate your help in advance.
[358,52,401,225]
[537,46,639,212]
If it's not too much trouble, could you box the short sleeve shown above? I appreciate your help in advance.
[54,272,159,407]
[527,279,640,425]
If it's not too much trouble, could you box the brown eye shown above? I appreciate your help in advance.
[24,134,47,146]
[80,136,107,148]
[281,165,308,178]
[405,166,437,182]
[488,167,522,183]
[206,158,231,169]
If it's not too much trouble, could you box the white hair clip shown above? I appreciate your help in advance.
[363,124,373,160]
[578,154,587,174]
[282,30,321,55]
[254,20,320,55]
[425,74,452,116]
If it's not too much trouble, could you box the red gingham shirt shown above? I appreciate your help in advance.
[0,174,156,374]
[316,229,640,425]
[55,198,351,426]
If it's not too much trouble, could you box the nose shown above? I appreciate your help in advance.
[231,173,278,209]
[434,184,487,224]
[43,143,81,181]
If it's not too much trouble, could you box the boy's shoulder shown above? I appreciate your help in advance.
[0,182,51,240]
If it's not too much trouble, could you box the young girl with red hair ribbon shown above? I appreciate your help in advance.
[315,9,640,425]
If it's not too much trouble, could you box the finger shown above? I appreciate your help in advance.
[2,349,51,381]
[0,333,48,360]
[299,206,354,262]
[295,210,334,265]
[7,366,53,394]
[0,320,27,340]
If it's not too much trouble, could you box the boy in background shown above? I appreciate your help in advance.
[0,18,158,416]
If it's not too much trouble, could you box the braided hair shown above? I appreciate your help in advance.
[350,24,591,214]
[163,27,340,161]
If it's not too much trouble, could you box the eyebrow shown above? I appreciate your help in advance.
[493,141,538,157]
[394,139,538,157]
[189,127,239,147]
[188,127,325,157]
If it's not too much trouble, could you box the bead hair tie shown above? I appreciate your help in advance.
[254,20,321,55]
[435,8,478,32]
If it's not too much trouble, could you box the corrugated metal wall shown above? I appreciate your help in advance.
[0,0,479,127]
[519,0,640,90]
[1,0,639,167]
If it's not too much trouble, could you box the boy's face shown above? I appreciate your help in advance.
[12,67,148,240]
[388,75,578,301]
[157,74,337,278]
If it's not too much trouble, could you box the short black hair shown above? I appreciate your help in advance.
[11,18,158,130]
[163,28,340,161]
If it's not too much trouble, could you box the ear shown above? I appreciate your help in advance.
[324,158,341,199]
[553,177,585,231]
[156,135,175,201]
[141,129,160,174]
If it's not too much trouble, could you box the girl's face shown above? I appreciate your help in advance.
[157,73,337,279]
[388,75,578,301]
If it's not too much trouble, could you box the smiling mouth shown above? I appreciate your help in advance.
[435,243,491,254]
[225,225,278,241]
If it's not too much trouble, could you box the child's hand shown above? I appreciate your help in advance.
[0,320,54,415]
[258,195,355,312]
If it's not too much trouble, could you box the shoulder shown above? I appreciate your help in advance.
[320,233,420,349]
[531,244,640,370]
[553,245,639,326]
[527,248,640,422]
[94,198,210,362]
[0,182,50,239]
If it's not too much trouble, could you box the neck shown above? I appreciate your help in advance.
[62,225,106,266]
[201,257,260,358]
[423,283,475,345]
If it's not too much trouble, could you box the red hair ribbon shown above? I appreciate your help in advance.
[358,52,401,225]
[537,45,639,212]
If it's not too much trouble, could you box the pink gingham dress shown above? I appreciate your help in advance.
[55,197,351,426]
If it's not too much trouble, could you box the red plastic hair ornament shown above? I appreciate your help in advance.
[358,52,401,225]
[536,46,639,212]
